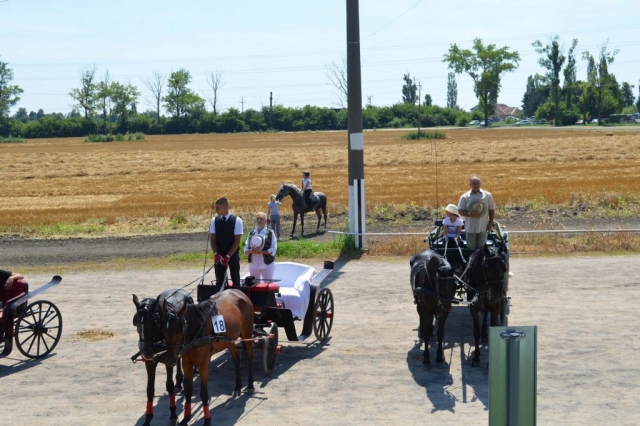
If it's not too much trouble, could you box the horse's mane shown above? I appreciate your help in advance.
[283,183,302,193]
[184,299,214,341]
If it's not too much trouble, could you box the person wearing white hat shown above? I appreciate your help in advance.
[244,212,278,281]
[443,204,463,242]
[457,175,495,250]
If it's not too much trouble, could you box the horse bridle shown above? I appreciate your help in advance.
[421,262,456,307]
[134,302,166,355]
[480,253,507,300]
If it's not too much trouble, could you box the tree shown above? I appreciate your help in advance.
[563,39,579,110]
[0,57,24,131]
[95,69,112,126]
[143,71,165,125]
[620,82,635,108]
[522,74,549,117]
[402,74,417,104]
[424,94,433,107]
[69,66,98,119]
[446,72,457,109]
[443,39,520,126]
[110,81,140,130]
[205,68,225,115]
[163,69,204,119]
[532,36,577,125]
[637,82,640,113]
[13,107,28,123]
[325,57,348,108]
[582,41,619,125]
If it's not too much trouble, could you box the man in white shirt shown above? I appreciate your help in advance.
[209,198,244,286]
[457,176,495,251]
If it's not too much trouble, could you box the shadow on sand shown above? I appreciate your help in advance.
[406,305,490,414]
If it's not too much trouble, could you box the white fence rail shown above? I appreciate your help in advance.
[327,229,640,236]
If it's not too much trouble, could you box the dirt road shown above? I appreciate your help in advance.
[1,256,639,425]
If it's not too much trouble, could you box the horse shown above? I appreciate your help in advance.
[409,249,457,366]
[162,289,255,426]
[132,289,193,426]
[466,243,509,367]
[275,183,327,237]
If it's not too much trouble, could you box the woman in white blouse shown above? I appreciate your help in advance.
[244,211,278,281]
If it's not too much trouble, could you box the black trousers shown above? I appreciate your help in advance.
[303,189,313,208]
[214,253,241,286]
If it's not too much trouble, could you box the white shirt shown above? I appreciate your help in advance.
[209,213,243,235]
[458,189,495,234]
[302,177,312,191]
[244,226,277,269]
[443,216,463,238]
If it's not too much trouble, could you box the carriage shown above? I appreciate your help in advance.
[426,220,511,323]
[196,261,335,374]
[0,276,63,358]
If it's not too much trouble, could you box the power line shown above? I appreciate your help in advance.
[363,0,425,40]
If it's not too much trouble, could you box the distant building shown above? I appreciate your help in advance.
[493,103,523,119]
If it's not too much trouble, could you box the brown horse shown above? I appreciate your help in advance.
[163,289,255,426]
[466,243,509,367]
[410,249,457,366]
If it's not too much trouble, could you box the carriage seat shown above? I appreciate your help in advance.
[244,262,316,320]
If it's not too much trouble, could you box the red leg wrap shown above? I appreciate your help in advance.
[185,402,192,417]
[170,395,176,408]
[146,401,153,415]
[203,405,211,419]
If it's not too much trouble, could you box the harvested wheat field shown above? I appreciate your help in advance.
[2,128,640,229]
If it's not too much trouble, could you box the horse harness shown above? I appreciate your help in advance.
[462,252,506,304]
[416,261,455,309]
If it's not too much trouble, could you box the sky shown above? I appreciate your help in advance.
[1,0,639,115]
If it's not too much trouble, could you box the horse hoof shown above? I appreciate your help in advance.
[204,418,211,426]
[179,416,191,426]
[143,414,153,426]
[232,390,240,397]
[246,386,255,394]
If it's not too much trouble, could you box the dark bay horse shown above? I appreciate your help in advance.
[163,289,255,426]
[132,289,193,426]
[466,243,509,367]
[275,183,327,237]
[410,249,457,366]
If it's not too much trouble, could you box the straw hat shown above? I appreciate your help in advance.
[249,234,265,250]
[469,201,485,215]
[445,204,459,216]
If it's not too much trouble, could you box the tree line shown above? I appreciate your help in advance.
[1,35,638,138]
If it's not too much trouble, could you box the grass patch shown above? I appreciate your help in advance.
[84,132,145,142]
[0,135,26,143]
[400,130,446,140]
[14,221,106,237]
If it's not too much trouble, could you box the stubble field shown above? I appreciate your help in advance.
[2,128,640,232]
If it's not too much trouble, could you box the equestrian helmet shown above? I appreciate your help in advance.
[303,170,310,176]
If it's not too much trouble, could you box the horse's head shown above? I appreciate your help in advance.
[435,258,457,312]
[132,294,163,360]
[275,184,288,202]
[482,243,508,298]
[160,300,188,367]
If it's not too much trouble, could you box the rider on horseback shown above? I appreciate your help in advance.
[302,171,317,210]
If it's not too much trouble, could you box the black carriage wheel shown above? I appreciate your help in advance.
[313,288,334,342]
[15,300,63,359]
[263,323,278,376]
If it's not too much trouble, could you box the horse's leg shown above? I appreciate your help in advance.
[245,335,255,394]
[481,308,489,343]
[175,357,183,392]
[143,362,157,426]
[228,343,243,397]
[198,356,212,426]
[436,310,449,363]
[179,357,194,426]
[165,364,178,420]
[417,303,431,366]
[300,212,305,236]
[323,206,327,230]
[316,209,321,232]
[470,305,482,367]
[291,212,297,237]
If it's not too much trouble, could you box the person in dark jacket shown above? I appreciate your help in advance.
[209,198,243,286]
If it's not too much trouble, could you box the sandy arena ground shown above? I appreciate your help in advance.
[1,256,639,425]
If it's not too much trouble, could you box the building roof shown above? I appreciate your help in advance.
[494,103,522,117]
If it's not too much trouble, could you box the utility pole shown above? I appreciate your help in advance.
[417,81,422,139]
[347,0,365,249]
[367,96,372,107]
[269,92,273,126]
[240,97,245,113]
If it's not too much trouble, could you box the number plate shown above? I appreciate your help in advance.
[211,315,226,333]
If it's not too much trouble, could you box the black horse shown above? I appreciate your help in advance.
[275,183,327,237]
[132,289,193,426]
[466,243,509,367]
[410,249,457,366]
